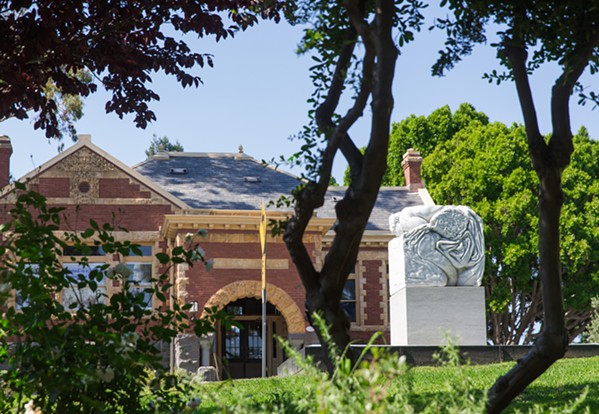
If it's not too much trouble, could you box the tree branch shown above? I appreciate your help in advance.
[550,30,599,168]
[285,8,366,296]
[503,41,546,172]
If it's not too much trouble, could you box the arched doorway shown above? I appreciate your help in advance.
[218,298,288,379]
[202,281,306,379]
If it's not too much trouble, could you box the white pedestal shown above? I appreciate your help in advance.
[390,286,487,346]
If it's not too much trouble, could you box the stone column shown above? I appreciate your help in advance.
[198,333,214,367]
[174,333,200,373]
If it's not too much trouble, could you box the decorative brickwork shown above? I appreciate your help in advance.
[52,147,114,203]
[202,280,305,334]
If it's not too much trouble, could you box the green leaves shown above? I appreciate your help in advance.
[145,134,184,158]
[421,113,599,344]
[0,188,223,412]
[1,0,285,139]
[155,252,170,264]
[382,103,489,187]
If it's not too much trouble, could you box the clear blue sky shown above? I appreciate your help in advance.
[2,9,598,183]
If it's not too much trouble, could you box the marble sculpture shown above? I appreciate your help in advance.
[389,205,484,287]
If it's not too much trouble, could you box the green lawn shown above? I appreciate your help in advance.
[409,357,599,412]
[195,356,599,413]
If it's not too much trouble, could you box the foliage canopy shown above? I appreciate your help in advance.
[422,112,599,344]
[0,0,282,139]
[145,134,185,158]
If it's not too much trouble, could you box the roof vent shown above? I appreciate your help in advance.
[170,168,188,174]
[243,176,261,183]
[331,196,342,202]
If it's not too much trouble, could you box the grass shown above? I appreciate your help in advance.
[409,356,599,412]
[195,356,599,413]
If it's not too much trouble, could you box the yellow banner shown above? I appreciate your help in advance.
[259,200,266,255]
[259,200,266,289]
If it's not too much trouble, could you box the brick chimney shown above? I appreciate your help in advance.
[401,148,423,192]
[0,135,12,189]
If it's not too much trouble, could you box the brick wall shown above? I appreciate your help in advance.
[181,229,309,324]
[362,259,384,326]
[99,178,151,199]
[0,202,171,232]
[35,177,70,198]
[57,204,172,231]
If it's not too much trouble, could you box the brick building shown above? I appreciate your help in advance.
[0,134,433,378]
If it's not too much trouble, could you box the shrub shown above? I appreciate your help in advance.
[199,314,590,413]
[585,296,599,343]
[0,185,222,413]
[200,314,485,413]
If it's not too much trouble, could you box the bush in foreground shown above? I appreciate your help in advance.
[0,186,222,413]
[198,315,591,413]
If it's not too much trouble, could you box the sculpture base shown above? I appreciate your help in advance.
[390,286,486,346]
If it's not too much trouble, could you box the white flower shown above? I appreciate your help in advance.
[188,397,202,408]
[398,355,407,366]
[24,400,42,414]
[0,282,11,295]
[108,263,132,279]
[95,367,115,383]
[122,332,139,349]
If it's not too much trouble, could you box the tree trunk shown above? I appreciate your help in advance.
[305,291,353,372]
[486,36,581,411]
[487,166,568,413]
[284,0,398,373]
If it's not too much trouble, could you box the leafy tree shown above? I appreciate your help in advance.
[385,103,488,185]
[145,134,185,158]
[423,122,599,346]
[0,70,91,142]
[434,1,599,411]
[0,0,282,139]
[281,0,425,371]
[0,184,225,413]
[343,103,488,186]
[585,297,599,343]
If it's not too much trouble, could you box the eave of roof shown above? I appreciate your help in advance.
[160,210,335,240]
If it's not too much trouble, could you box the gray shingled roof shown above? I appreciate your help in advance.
[319,187,426,231]
[133,152,425,231]
[133,153,301,210]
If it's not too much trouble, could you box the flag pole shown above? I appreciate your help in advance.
[259,200,267,378]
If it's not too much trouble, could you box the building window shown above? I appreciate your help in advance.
[62,245,108,309]
[247,324,262,360]
[12,244,155,311]
[63,245,106,257]
[78,181,91,194]
[341,279,357,323]
[62,262,107,308]
[61,244,154,309]
[125,262,153,309]
[14,263,39,310]
[123,245,154,309]
[224,325,241,359]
